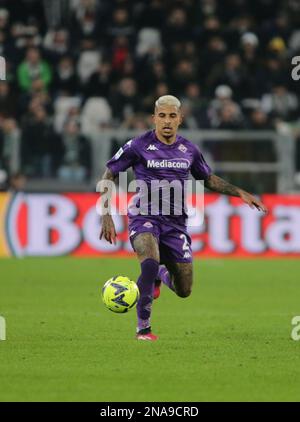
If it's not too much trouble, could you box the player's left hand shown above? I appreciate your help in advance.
[238,190,268,213]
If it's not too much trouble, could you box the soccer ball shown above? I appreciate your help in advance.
[102,276,140,313]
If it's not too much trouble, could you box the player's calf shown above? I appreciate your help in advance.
[136,258,159,329]
[165,262,193,299]
[133,233,160,334]
[175,285,192,298]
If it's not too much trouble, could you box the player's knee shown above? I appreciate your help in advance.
[134,233,160,263]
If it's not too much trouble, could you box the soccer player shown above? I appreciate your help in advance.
[99,95,267,341]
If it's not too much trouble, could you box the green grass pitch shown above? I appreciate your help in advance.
[0,257,300,402]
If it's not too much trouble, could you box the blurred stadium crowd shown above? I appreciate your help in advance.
[0,0,300,187]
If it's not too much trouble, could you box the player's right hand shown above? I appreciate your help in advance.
[100,215,117,245]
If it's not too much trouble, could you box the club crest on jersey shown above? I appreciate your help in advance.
[178,144,187,153]
[143,222,153,228]
[147,144,158,151]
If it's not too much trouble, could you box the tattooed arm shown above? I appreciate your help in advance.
[98,168,118,244]
[204,174,267,212]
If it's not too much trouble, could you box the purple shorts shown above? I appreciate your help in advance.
[128,216,192,264]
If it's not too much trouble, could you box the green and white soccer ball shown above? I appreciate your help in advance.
[102,276,140,313]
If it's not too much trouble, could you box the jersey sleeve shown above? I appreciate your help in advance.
[190,145,212,181]
[106,139,140,175]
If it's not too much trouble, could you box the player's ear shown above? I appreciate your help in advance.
[179,112,183,125]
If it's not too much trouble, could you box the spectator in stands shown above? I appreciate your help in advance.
[142,81,170,113]
[0,118,21,176]
[136,0,166,29]
[195,15,221,46]
[109,77,140,123]
[53,94,82,134]
[76,38,101,85]
[199,36,227,84]
[0,8,9,31]
[70,0,101,41]
[171,59,198,96]
[181,82,210,128]
[0,29,15,62]
[21,106,61,177]
[0,168,7,191]
[18,78,53,118]
[8,172,27,192]
[256,57,288,95]
[207,53,250,100]
[240,32,260,71]
[261,85,299,122]
[84,60,114,99]
[140,61,167,96]
[136,27,162,60]
[81,96,112,135]
[288,28,300,54]
[11,23,43,63]
[180,101,200,129]
[267,36,287,60]
[225,14,253,45]
[17,47,52,93]
[43,29,70,64]
[215,102,245,130]
[110,35,130,74]
[0,82,17,118]
[71,0,99,19]
[57,120,91,182]
[106,7,134,43]
[208,85,242,127]
[247,108,273,130]
[162,7,192,46]
[268,13,291,45]
[119,56,137,81]
[52,56,79,96]
[154,82,169,99]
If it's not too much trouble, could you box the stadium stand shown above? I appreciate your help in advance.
[0,0,300,191]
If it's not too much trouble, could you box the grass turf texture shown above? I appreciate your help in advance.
[0,257,300,402]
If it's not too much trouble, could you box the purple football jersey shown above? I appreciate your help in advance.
[106,130,211,225]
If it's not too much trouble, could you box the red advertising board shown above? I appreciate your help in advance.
[0,192,300,257]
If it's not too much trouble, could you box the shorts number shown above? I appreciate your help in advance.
[180,234,190,251]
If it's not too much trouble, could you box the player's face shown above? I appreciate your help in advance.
[153,105,183,139]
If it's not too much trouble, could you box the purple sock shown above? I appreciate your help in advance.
[136,258,159,332]
[159,265,175,292]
